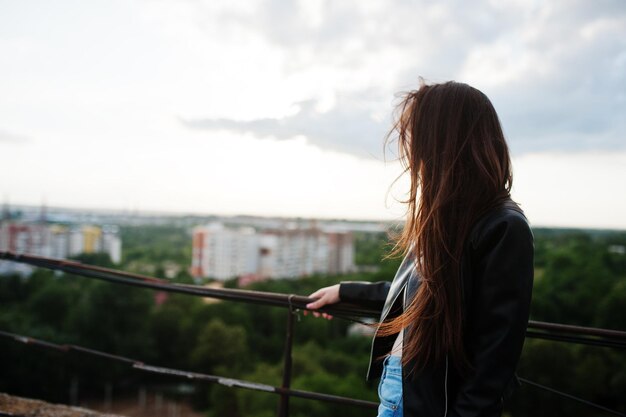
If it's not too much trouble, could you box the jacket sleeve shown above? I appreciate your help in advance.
[339,281,391,312]
[450,213,534,417]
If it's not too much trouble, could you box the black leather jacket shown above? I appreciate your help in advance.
[339,199,534,417]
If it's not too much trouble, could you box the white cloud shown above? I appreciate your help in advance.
[512,151,626,229]
[0,129,29,144]
[181,93,390,160]
[168,0,626,156]
[0,0,625,227]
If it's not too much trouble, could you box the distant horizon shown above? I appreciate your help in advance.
[4,201,626,232]
[2,2,624,232]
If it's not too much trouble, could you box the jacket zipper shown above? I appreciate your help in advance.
[444,353,449,417]
[397,266,449,416]
[366,279,408,379]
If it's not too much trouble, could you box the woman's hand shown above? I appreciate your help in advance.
[304,284,340,320]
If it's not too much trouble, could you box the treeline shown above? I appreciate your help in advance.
[0,227,624,416]
[511,229,626,416]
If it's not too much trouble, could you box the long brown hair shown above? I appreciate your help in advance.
[380,79,513,375]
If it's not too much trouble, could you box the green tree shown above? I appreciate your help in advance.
[190,319,249,375]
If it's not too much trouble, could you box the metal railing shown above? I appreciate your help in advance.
[1,251,625,417]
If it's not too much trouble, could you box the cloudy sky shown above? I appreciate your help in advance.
[1,0,625,228]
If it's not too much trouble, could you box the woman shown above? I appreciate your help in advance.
[306,80,534,417]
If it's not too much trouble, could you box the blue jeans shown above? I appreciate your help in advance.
[377,355,403,417]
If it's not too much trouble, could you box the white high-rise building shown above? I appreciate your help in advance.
[191,222,259,280]
[0,222,51,275]
[0,223,50,257]
[65,225,122,264]
[0,221,123,275]
[259,228,328,278]
[325,229,355,275]
[191,222,355,280]
[49,225,70,259]
[101,225,122,264]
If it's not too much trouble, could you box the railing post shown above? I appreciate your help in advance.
[277,300,296,417]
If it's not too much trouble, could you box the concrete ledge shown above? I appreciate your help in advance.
[0,393,126,417]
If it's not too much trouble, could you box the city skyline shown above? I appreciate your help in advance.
[1,1,625,229]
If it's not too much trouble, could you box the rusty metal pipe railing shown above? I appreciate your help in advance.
[0,329,378,410]
[2,251,626,417]
[0,251,376,318]
[2,251,625,348]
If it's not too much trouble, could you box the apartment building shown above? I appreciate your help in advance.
[191,222,355,280]
[0,221,122,275]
